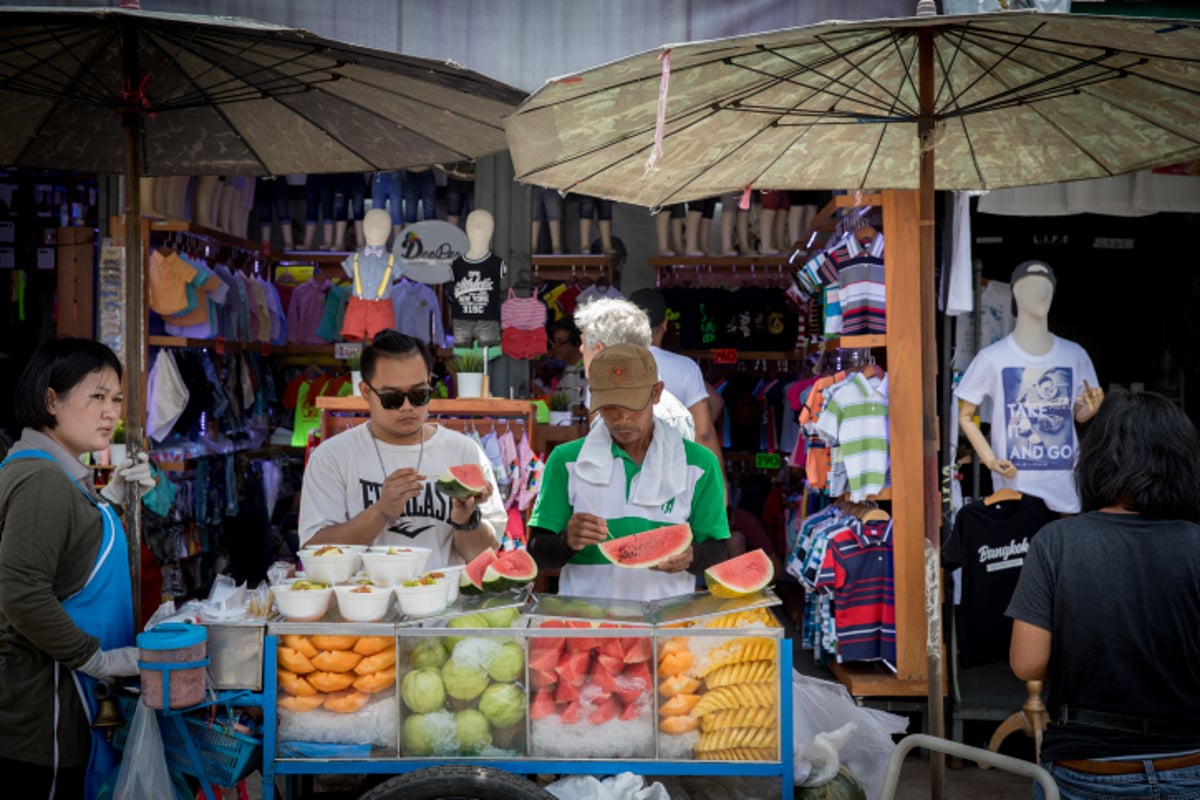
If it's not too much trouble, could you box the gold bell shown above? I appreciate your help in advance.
[91,681,125,735]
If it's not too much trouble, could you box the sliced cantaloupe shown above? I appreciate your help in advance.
[323,689,369,713]
[277,646,316,675]
[657,650,694,677]
[307,670,356,693]
[353,667,396,694]
[282,634,318,658]
[658,638,690,657]
[353,636,393,656]
[311,649,363,673]
[277,669,318,697]
[658,674,702,697]
[310,634,358,652]
[278,693,325,712]
[659,693,702,716]
[660,715,700,734]
[354,647,397,675]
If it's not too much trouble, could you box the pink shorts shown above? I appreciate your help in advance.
[501,327,545,360]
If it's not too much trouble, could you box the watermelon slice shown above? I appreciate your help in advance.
[619,699,642,721]
[481,548,538,592]
[597,638,624,660]
[554,680,581,703]
[530,688,556,720]
[529,667,557,688]
[589,696,621,724]
[555,650,591,686]
[559,700,583,724]
[597,523,692,568]
[460,548,498,595]
[621,661,652,690]
[621,637,652,664]
[529,645,562,673]
[436,463,488,499]
[704,548,775,598]
[595,654,624,675]
[616,685,645,707]
[590,663,620,694]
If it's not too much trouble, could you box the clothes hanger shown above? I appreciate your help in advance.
[984,488,1022,506]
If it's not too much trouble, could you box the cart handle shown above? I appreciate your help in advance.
[879,733,1059,800]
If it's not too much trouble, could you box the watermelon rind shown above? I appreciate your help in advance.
[482,549,538,592]
[437,464,487,499]
[461,548,499,595]
[597,523,693,569]
[704,548,774,598]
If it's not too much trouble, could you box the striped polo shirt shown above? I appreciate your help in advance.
[815,373,890,502]
[814,519,895,665]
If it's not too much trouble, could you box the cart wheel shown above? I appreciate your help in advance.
[356,765,555,800]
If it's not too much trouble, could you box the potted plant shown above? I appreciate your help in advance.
[548,391,573,426]
[453,350,486,398]
[109,419,127,466]
[346,348,363,396]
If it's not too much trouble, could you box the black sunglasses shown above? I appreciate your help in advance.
[365,382,433,409]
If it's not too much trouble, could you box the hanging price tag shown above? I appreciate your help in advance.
[711,348,738,364]
[334,342,363,361]
[214,337,225,356]
[754,452,782,470]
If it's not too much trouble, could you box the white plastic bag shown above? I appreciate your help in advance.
[799,721,859,786]
[545,772,671,800]
[113,699,174,800]
[792,672,910,800]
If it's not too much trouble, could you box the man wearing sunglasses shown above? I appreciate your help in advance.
[298,331,506,567]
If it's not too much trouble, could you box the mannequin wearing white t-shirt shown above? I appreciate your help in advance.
[957,262,1103,511]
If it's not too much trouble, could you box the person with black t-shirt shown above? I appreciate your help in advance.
[1007,390,1200,798]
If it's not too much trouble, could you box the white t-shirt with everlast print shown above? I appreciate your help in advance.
[298,423,505,566]
[954,333,1098,513]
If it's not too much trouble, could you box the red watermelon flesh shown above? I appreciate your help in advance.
[619,699,642,720]
[596,654,624,675]
[616,686,645,706]
[704,548,775,597]
[555,650,591,686]
[597,638,624,660]
[529,667,557,688]
[597,523,693,568]
[622,637,652,664]
[566,635,601,652]
[437,463,488,498]
[461,548,498,593]
[529,646,562,674]
[590,663,620,694]
[559,701,583,724]
[589,696,621,724]
[554,680,581,703]
[621,661,652,690]
[530,688,556,719]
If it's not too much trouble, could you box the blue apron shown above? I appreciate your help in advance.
[0,450,134,800]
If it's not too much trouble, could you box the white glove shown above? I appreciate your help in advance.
[101,452,156,506]
[79,646,141,679]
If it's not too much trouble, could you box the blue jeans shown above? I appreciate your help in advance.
[446,177,474,218]
[402,169,437,223]
[333,173,365,221]
[1036,760,1200,799]
[304,174,334,224]
[371,171,403,224]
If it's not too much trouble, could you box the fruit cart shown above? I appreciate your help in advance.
[255,587,796,799]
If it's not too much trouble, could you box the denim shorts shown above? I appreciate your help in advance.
[1036,759,1200,800]
[532,186,563,222]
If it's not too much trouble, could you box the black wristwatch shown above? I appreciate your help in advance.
[449,508,482,531]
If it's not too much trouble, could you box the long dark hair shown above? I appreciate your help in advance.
[1075,389,1200,521]
[14,338,123,431]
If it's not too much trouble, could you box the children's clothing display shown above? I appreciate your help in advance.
[499,288,548,360]
[448,252,504,347]
[340,249,396,342]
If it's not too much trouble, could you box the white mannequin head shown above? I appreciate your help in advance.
[465,209,494,257]
[1011,260,1056,321]
[362,208,391,248]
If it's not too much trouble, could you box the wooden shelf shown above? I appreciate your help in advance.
[818,334,887,350]
[537,422,587,446]
[648,254,793,269]
[679,350,805,362]
[830,662,942,697]
[147,218,263,252]
[834,192,884,209]
[317,395,535,418]
[842,487,891,502]
[155,444,304,473]
[148,336,338,356]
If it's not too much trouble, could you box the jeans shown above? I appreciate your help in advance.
[578,194,613,222]
[1035,760,1200,799]
[402,169,437,223]
[254,177,290,225]
[446,177,474,218]
[371,171,403,224]
[333,173,365,221]
[531,185,562,222]
[303,174,335,224]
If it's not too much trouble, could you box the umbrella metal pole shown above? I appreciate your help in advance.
[120,18,145,627]
[918,27,947,800]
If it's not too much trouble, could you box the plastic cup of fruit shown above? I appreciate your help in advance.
[271,584,333,621]
[298,547,361,585]
[333,584,393,623]
[438,565,467,604]
[393,579,448,618]
[360,546,431,586]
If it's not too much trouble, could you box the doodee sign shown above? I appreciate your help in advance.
[391,220,468,284]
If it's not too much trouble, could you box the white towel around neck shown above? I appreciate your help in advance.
[574,417,688,508]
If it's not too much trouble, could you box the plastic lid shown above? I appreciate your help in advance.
[137,622,207,651]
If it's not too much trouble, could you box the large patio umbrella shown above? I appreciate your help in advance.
[0,4,526,618]
[504,9,1200,786]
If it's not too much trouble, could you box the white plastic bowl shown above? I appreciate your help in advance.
[359,547,431,586]
[271,584,333,621]
[393,581,448,618]
[333,584,394,623]
[437,565,467,604]
[298,548,361,585]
